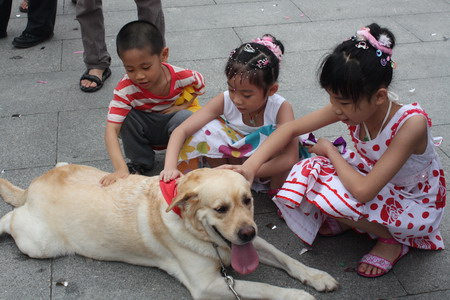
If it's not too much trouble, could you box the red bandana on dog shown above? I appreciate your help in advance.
[159,180,182,217]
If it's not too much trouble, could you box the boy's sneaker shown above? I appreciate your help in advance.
[127,162,153,176]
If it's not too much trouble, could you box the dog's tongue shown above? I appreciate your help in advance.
[231,242,259,274]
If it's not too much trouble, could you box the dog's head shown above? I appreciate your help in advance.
[167,168,259,274]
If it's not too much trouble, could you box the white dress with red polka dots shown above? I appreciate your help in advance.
[275,103,446,249]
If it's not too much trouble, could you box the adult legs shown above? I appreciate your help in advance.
[0,0,12,38]
[24,0,57,37]
[76,0,111,90]
[134,0,165,42]
[12,0,57,48]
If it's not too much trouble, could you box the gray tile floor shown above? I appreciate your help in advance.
[0,0,449,299]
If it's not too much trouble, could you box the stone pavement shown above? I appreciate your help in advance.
[1,0,450,299]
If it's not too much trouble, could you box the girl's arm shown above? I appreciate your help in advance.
[255,101,298,177]
[239,104,340,182]
[160,93,225,181]
[100,122,130,186]
[313,115,428,203]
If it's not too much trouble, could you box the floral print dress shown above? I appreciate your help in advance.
[178,91,286,162]
[275,103,446,249]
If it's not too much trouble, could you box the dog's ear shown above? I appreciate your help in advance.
[166,191,197,213]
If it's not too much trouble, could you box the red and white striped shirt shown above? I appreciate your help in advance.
[107,63,205,124]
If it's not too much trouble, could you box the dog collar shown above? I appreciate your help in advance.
[159,180,182,218]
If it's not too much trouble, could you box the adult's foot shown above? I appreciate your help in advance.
[12,32,53,48]
[357,239,404,277]
[80,69,105,90]
[79,68,111,93]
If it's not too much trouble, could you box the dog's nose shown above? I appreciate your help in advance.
[238,225,256,242]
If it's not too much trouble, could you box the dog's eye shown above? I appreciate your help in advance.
[243,197,252,206]
[214,205,229,214]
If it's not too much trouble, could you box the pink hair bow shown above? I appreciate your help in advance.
[252,37,283,61]
[356,27,392,56]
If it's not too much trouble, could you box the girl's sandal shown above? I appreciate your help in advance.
[357,237,409,278]
[318,217,348,237]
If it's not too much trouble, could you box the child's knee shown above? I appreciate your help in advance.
[168,110,192,133]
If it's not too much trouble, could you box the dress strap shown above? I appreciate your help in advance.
[363,100,392,141]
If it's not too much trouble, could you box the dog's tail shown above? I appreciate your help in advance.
[0,178,27,207]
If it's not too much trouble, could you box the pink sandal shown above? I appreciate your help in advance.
[318,217,347,237]
[357,237,409,278]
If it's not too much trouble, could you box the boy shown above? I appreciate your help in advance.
[101,20,204,186]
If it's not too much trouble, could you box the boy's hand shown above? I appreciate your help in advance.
[100,169,130,186]
[160,168,183,182]
[218,164,255,184]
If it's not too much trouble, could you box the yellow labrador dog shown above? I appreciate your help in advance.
[0,164,338,300]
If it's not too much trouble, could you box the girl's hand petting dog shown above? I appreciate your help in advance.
[160,168,183,182]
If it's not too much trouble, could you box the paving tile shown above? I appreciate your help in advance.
[165,0,308,32]
[167,28,241,62]
[0,69,116,118]
[393,12,450,42]
[291,0,450,21]
[0,243,51,300]
[394,41,450,80]
[393,77,450,126]
[51,255,191,300]
[57,108,109,163]
[391,290,450,300]
[0,113,57,170]
[0,39,62,75]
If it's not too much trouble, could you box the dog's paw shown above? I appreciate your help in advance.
[302,268,339,292]
[281,289,316,300]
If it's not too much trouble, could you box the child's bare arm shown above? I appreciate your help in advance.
[313,115,428,203]
[256,101,298,177]
[100,122,130,186]
[241,104,340,181]
[160,93,224,182]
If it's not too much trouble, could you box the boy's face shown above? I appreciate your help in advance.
[120,48,166,91]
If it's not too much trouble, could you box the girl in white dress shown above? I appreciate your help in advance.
[160,35,299,192]
[225,23,446,278]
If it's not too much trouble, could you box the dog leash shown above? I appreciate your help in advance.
[212,243,242,300]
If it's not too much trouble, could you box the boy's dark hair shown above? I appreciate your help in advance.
[225,34,284,93]
[116,20,164,57]
[319,23,396,104]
